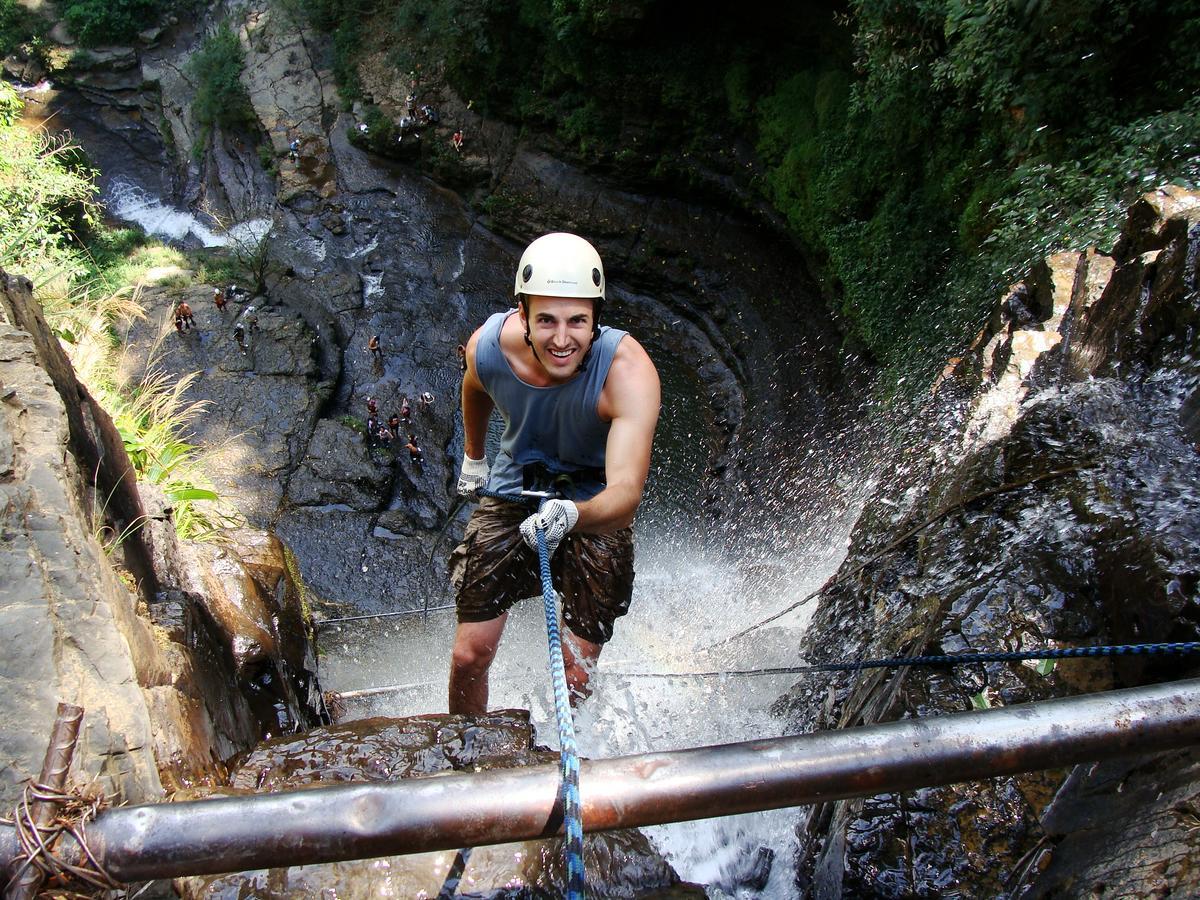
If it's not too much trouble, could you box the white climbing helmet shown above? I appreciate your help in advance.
[513,232,605,301]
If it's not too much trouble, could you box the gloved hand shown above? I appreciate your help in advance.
[457,454,490,498]
[519,499,579,555]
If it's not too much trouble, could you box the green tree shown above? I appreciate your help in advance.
[0,84,99,285]
[62,0,165,47]
[189,22,257,139]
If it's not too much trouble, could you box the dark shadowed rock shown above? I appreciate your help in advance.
[288,418,393,511]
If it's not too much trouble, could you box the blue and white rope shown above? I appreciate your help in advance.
[535,501,586,900]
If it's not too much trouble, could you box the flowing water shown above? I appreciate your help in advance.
[317,470,869,896]
[106,177,273,248]
[305,258,874,895]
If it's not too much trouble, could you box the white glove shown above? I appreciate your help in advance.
[519,499,579,555]
[457,454,490,497]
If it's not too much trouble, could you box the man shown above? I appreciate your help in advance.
[176,300,194,331]
[448,232,660,715]
[405,433,424,465]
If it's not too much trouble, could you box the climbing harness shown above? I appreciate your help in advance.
[476,486,587,899]
[606,641,1200,680]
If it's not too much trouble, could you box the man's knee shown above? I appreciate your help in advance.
[451,633,498,674]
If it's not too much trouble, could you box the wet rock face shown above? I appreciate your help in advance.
[119,283,329,525]
[176,711,698,899]
[780,189,1200,896]
[0,272,317,805]
[34,0,860,618]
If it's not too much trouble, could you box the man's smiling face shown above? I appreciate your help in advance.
[521,294,596,381]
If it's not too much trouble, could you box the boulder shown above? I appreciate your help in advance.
[0,270,321,805]
[176,710,699,898]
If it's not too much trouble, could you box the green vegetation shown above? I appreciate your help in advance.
[0,0,47,58]
[0,82,239,542]
[62,0,166,47]
[189,22,257,153]
[776,0,1200,375]
[293,0,1200,381]
[0,87,100,293]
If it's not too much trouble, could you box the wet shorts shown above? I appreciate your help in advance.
[449,497,635,645]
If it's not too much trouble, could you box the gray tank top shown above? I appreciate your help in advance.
[476,310,627,501]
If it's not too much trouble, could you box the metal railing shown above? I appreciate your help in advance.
[3,678,1199,888]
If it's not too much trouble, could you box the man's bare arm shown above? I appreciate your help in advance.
[575,337,660,532]
[462,326,494,460]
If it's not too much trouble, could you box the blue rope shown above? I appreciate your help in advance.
[473,487,586,894]
[610,642,1200,679]
[809,641,1200,673]
[533,498,586,899]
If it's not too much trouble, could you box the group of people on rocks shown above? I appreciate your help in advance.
[349,83,468,156]
[364,391,436,466]
[173,284,261,351]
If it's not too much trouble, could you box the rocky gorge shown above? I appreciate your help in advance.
[1,1,1199,896]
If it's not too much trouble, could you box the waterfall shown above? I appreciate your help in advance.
[106,178,272,249]
[318,488,868,896]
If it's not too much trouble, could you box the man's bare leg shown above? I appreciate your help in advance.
[562,629,603,707]
[449,615,508,714]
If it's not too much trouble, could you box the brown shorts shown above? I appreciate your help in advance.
[449,497,635,645]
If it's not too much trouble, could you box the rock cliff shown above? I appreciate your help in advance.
[0,271,319,812]
[777,188,1200,897]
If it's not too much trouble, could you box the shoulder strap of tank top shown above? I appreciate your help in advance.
[474,310,513,394]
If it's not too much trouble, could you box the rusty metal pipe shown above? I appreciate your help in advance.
[9,679,1200,883]
[5,702,85,900]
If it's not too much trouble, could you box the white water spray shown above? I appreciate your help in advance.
[318,498,866,896]
[106,178,272,248]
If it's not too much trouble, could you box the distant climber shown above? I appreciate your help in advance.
[289,138,301,161]
[213,287,227,312]
[419,390,434,412]
[388,413,401,439]
[366,396,378,417]
[176,300,195,331]
[399,395,412,424]
[233,322,246,351]
[369,334,383,362]
[451,130,464,153]
[404,433,423,465]
[456,343,467,373]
